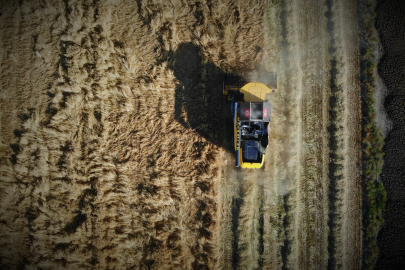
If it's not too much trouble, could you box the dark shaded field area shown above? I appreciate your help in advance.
[375,0,405,268]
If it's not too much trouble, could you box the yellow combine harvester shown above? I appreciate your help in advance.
[223,73,277,168]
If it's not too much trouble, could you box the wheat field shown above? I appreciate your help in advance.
[0,0,362,269]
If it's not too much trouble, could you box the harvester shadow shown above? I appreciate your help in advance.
[163,42,235,153]
[165,42,278,156]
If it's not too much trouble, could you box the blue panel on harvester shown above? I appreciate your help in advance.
[244,140,260,161]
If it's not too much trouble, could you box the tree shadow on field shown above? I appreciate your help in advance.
[163,43,235,153]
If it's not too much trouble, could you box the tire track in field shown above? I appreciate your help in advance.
[325,0,345,268]
[279,1,294,269]
[237,172,265,270]
[231,171,243,270]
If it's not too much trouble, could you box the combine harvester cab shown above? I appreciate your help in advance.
[224,73,277,168]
